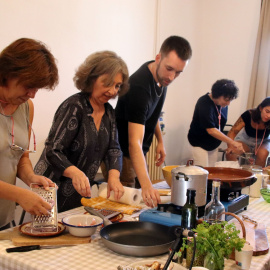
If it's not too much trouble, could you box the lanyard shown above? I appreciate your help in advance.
[255,124,266,155]
[215,105,222,131]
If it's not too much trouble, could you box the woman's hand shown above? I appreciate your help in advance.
[63,166,91,197]
[17,189,52,216]
[71,171,91,197]
[107,169,124,201]
[229,141,245,155]
[28,174,56,190]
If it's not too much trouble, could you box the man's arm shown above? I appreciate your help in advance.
[154,120,166,166]
[128,122,161,207]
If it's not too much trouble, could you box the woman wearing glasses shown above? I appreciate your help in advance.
[35,51,128,212]
[0,38,59,230]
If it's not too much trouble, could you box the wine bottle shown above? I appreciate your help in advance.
[181,188,198,230]
[204,179,225,224]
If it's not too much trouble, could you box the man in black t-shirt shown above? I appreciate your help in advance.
[115,36,192,207]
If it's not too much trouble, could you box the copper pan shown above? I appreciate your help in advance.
[204,167,257,191]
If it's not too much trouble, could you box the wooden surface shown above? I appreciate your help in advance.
[0,227,91,246]
[235,219,269,256]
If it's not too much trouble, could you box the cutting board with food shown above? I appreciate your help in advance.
[234,215,269,256]
[81,196,143,215]
[0,226,91,246]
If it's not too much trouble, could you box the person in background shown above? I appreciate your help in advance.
[226,97,270,167]
[35,51,128,212]
[114,36,192,207]
[188,79,244,167]
[0,38,59,230]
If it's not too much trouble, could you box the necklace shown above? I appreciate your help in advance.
[255,124,266,155]
[0,102,36,153]
[150,62,163,97]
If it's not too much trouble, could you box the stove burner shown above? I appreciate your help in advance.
[157,203,182,215]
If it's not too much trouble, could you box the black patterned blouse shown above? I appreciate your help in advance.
[34,92,122,212]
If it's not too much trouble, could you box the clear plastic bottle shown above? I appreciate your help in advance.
[181,188,198,230]
[204,179,225,224]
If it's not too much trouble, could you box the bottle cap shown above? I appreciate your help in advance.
[212,179,221,187]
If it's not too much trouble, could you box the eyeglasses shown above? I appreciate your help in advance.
[10,116,36,153]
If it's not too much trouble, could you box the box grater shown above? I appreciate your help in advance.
[30,183,58,232]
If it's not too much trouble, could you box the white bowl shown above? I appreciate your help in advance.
[62,214,103,237]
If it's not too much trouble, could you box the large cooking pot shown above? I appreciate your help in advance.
[171,160,208,207]
[100,221,176,257]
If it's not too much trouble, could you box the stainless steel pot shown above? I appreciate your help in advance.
[171,160,208,207]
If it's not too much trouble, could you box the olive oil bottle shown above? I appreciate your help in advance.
[181,188,198,230]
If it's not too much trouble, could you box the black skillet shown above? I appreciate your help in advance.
[99,221,176,257]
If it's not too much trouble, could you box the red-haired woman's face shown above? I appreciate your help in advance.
[1,78,38,105]
[260,106,270,123]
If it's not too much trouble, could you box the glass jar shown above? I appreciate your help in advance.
[204,252,224,270]
[249,168,263,198]
[186,237,205,268]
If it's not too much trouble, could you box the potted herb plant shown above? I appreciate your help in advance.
[180,221,245,270]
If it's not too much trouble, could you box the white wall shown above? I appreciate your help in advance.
[0,0,261,170]
[158,0,261,165]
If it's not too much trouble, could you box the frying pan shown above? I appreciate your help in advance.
[100,221,176,257]
[204,167,256,191]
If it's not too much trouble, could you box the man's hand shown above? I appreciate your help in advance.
[141,185,161,208]
[155,142,166,167]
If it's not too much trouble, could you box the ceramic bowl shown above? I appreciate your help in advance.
[260,188,270,203]
[62,214,103,237]
[162,165,179,187]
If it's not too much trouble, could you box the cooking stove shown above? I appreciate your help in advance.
[139,193,249,226]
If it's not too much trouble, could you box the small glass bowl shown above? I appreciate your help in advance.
[260,188,270,203]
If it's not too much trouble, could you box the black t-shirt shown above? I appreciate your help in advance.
[115,61,167,157]
[188,93,228,151]
[241,110,270,138]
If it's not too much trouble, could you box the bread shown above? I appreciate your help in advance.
[81,196,143,215]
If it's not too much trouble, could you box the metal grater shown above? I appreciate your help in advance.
[30,183,58,232]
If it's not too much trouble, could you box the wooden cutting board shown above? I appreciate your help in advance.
[0,227,91,246]
[234,219,269,256]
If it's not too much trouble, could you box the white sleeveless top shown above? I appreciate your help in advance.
[0,102,29,227]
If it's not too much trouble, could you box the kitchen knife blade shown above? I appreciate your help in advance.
[6,244,75,253]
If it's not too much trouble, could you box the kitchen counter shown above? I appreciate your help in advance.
[0,188,269,270]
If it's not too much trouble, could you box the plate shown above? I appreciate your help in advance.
[126,260,186,270]
[19,222,65,237]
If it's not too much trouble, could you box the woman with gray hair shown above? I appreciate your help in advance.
[35,51,129,212]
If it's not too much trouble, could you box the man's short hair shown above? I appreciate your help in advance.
[160,35,192,61]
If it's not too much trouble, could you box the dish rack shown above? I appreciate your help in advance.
[30,183,58,232]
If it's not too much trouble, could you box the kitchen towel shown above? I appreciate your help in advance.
[98,183,142,206]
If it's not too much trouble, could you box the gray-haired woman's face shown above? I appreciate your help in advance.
[90,73,123,104]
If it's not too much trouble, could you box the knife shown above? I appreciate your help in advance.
[6,244,75,253]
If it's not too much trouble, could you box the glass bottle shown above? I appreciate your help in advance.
[181,188,198,230]
[204,179,225,224]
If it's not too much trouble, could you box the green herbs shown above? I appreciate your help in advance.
[183,221,245,261]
